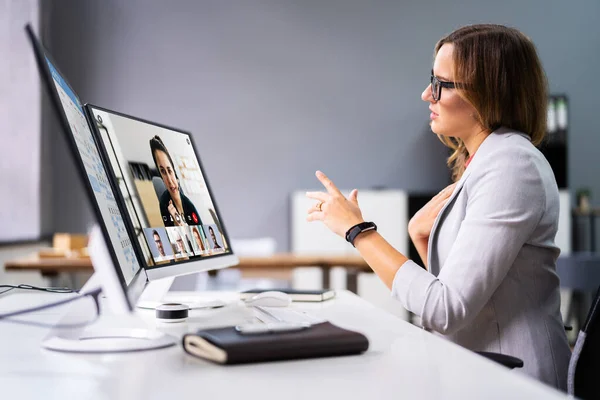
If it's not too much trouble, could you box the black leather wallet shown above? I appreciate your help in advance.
[182,321,369,365]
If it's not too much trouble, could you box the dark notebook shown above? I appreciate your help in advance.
[182,322,369,365]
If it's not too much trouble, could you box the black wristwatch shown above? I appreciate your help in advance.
[345,222,377,247]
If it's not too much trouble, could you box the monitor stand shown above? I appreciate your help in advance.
[41,226,178,353]
[41,274,178,353]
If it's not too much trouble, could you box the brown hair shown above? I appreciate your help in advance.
[150,135,178,179]
[192,227,206,251]
[434,24,548,181]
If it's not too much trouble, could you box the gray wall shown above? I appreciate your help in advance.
[43,0,600,250]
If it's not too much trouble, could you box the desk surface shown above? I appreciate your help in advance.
[0,290,567,400]
[4,253,371,272]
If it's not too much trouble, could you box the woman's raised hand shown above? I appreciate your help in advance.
[306,171,364,238]
[168,200,184,226]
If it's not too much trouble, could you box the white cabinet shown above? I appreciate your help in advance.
[291,190,409,320]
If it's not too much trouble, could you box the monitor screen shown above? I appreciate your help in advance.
[44,59,141,286]
[86,106,232,271]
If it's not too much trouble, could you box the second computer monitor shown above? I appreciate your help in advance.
[86,105,238,280]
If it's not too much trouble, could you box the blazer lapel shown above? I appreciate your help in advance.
[426,168,472,275]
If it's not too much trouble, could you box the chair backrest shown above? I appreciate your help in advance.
[152,176,166,199]
[568,285,600,399]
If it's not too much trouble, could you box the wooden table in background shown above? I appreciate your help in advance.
[4,253,372,293]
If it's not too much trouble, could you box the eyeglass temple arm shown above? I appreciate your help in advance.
[0,288,102,320]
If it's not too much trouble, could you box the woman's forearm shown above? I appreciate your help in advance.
[410,234,429,270]
[353,231,409,290]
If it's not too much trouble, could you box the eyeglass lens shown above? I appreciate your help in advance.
[431,75,440,101]
[1,292,100,329]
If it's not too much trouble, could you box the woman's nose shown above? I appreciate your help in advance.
[422,84,434,102]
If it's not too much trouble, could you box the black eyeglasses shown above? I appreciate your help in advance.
[0,287,101,329]
[430,70,468,101]
[0,284,77,296]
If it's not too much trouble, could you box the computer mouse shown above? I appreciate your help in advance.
[244,291,292,307]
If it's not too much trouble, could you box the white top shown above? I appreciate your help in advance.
[0,290,568,399]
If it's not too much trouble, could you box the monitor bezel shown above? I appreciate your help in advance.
[84,104,239,280]
[25,24,147,310]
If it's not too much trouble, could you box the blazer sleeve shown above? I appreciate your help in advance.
[391,150,546,335]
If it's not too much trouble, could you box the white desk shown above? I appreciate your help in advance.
[0,290,568,400]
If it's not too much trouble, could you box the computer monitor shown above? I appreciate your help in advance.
[25,26,146,309]
[84,105,238,283]
[25,25,176,352]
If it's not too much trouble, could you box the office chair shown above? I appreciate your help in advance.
[475,351,524,369]
[568,285,600,399]
[152,176,167,199]
[475,285,600,398]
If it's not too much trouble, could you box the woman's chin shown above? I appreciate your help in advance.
[429,122,442,135]
[430,122,451,137]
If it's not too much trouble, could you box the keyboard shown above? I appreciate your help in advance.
[253,306,327,325]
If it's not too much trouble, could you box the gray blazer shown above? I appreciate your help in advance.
[392,128,571,390]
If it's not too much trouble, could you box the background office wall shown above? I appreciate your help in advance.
[41,0,600,251]
[0,0,42,242]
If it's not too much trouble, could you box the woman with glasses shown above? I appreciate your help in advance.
[150,135,202,228]
[306,24,570,390]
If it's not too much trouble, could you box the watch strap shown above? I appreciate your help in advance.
[345,222,377,247]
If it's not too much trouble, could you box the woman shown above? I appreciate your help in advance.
[306,24,570,390]
[208,226,223,250]
[191,226,207,254]
[150,135,202,227]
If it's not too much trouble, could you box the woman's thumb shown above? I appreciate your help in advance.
[349,189,359,205]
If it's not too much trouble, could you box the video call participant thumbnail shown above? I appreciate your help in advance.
[189,225,208,256]
[150,135,201,227]
[166,227,194,258]
[144,228,174,263]
[204,224,225,252]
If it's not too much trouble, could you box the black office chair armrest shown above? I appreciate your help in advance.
[475,351,524,369]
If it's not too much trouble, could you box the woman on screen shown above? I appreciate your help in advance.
[150,135,202,227]
[208,226,223,250]
[191,226,207,254]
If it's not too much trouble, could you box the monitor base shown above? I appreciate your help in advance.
[137,299,227,310]
[41,273,178,353]
[42,327,177,353]
[136,278,227,310]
